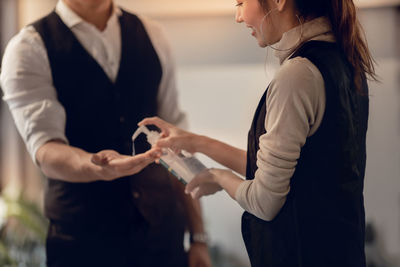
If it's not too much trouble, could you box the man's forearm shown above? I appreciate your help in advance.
[36,141,102,183]
[187,198,206,234]
[171,178,206,235]
[182,189,208,243]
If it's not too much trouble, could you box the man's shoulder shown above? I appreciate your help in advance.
[4,26,43,55]
[9,10,58,51]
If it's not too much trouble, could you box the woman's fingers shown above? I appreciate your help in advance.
[185,175,201,194]
[156,137,174,148]
[139,117,194,153]
[138,116,171,137]
[185,170,211,193]
[185,169,223,199]
[191,187,202,199]
[193,186,212,199]
[157,136,188,154]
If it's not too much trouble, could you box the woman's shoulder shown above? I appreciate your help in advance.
[271,56,324,95]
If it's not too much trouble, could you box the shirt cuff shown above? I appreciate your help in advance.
[29,132,68,166]
[235,179,253,211]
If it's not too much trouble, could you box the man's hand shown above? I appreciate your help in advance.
[36,141,162,183]
[91,148,161,181]
[188,243,212,267]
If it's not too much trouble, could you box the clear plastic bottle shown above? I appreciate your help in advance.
[131,125,207,184]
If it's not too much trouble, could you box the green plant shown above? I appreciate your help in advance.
[0,195,48,267]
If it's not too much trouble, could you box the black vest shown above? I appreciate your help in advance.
[243,41,369,267]
[33,11,181,228]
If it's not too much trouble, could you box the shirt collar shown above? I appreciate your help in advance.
[56,0,122,29]
[273,17,335,64]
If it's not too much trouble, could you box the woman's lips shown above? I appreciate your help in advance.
[246,25,256,37]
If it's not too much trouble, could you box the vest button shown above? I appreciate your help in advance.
[119,116,125,123]
[132,191,140,199]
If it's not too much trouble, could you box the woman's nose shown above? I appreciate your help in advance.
[235,10,243,23]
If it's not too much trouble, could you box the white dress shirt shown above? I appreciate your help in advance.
[235,17,335,221]
[1,0,187,164]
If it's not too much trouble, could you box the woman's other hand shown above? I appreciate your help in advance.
[138,116,201,154]
[186,168,245,200]
[185,169,223,199]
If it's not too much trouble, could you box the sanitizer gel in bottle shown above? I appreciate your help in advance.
[131,125,207,184]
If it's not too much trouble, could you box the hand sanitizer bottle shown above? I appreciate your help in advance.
[131,125,207,184]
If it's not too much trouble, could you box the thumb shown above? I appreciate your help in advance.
[192,187,204,199]
[91,153,108,166]
[156,138,173,148]
[185,176,201,194]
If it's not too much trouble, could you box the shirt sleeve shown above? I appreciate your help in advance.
[235,57,326,221]
[139,16,188,129]
[0,26,68,165]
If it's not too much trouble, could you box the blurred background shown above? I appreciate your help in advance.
[0,0,399,266]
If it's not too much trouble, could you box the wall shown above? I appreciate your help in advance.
[0,0,18,52]
[359,7,400,265]
[17,0,57,28]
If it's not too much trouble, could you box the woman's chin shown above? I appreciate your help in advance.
[253,34,269,48]
[257,39,268,48]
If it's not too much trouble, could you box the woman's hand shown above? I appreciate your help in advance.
[186,168,244,200]
[91,148,161,180]
[139,116,200,154]
[185,169,223,199]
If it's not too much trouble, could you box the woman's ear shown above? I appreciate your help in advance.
[274,0,288,12]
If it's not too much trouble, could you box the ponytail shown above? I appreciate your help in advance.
[259,0,378,93]
[327,0,378,93]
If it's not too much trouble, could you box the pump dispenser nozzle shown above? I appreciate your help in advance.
[131,125,161,156]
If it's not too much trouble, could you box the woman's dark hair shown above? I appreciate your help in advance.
[259,0,378,93]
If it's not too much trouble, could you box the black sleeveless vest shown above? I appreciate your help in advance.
[243,41,369,267]
[33,11,181,228]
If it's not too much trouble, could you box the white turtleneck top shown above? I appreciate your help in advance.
[236,17,336,221]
